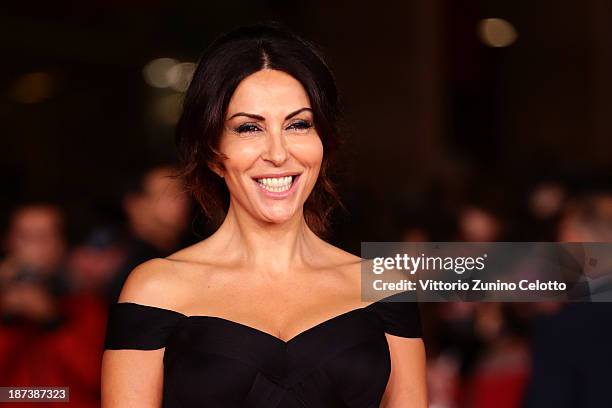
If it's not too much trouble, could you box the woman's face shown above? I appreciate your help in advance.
[217,69,323,225]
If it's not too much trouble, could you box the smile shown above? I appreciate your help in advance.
[252,174,301,197]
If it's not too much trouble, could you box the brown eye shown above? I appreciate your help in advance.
[235,123,261,133]
[287,120,313,131]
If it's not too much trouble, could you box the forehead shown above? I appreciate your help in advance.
[13,207,61,230]
[226,69,311,116]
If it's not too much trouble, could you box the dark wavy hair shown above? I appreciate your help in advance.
[175,22,343,237]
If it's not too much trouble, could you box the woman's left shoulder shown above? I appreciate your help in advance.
[318,240,360,264]
[316,241,364,280]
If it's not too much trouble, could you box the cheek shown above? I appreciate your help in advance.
[221,140,262,175]
[290,135,324,168]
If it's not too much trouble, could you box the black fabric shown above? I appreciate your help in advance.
[523,302,612,408]
[104,293,422,407]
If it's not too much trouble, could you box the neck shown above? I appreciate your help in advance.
[213,201,321,275]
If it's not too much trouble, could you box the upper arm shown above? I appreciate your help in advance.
[101,348,165,407]
[371,295,427,408]
[381,335,428,408]
[101,258,175,408]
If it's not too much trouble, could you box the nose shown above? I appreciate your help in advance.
[261,128,289,166]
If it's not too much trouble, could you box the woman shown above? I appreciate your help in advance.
[101,22,427,407]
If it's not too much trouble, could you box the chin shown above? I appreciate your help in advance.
[258,205,301,225]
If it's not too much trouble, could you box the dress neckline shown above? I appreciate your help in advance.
[115,299,384,345]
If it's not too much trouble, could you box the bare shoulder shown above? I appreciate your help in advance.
[117,237,233,310]
[117,257,189,310]
[320,239,363,266]
[315,239,364,281]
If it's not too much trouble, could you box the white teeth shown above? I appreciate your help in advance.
[256,176,295,193]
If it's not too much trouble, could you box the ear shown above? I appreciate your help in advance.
[208,161,225,178]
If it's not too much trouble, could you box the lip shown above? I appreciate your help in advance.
[251,171,302,179]
[253,174,301,199]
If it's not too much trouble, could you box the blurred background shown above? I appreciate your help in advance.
[1,1,612,407]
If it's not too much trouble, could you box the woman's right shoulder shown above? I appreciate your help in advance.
[117,257,189,310]
[117,241,221,310]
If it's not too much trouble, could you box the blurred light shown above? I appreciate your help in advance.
[168,62,196,92]
[154,93,183,125]
[12,72,54,104]
[478,18,518,48]
[143,58,178,88]
[459,207,501,241]
[528,183,566,219]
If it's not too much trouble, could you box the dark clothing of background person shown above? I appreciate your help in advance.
[106,236,163,304]
[523,302,612,408]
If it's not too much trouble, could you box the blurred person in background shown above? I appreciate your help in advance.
[461,303,530,408]
[523,190,612,408]
[456,199,530,408]
[524,191,612,408]
[425,195,530,408]
[426,301,530,408]
[0,204,68,325]
[67,225,125,297]
[0,202,106,407]
[557,192,612,299]
[106,164,191,303]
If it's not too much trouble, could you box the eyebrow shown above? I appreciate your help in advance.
[226,107,312,121]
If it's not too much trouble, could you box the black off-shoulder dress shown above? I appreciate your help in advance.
[103,292,422,407]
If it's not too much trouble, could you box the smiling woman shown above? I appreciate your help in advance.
[213,69,324,225]
[175,23,342,235]
[101,22,427,408]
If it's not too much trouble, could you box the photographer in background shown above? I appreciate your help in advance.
[0,202,106,407]
[0,203,67,326]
